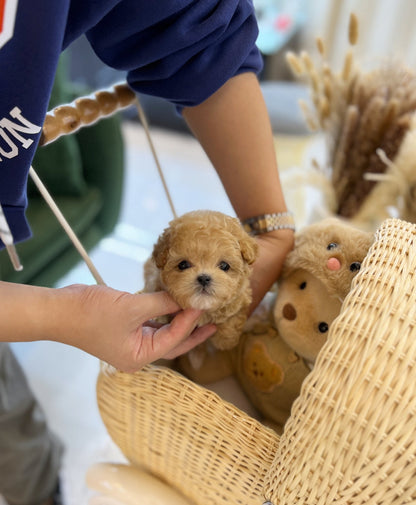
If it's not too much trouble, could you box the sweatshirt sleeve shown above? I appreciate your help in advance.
[85,0,263,107]
[0,0,69,247]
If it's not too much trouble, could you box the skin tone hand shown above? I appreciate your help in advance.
[0,281,216,372]
[183,72,295,311]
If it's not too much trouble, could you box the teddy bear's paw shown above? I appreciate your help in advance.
[243,341,284,393]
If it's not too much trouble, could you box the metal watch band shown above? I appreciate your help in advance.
[242,211,295,236]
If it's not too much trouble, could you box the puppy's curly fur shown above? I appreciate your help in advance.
[143,210,258,350]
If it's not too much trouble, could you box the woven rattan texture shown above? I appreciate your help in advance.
[263,218,416,504]
[98,218,416,505]
[97,364,279,505]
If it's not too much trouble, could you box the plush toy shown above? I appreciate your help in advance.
[178,217,374,433]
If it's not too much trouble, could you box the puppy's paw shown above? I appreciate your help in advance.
[186,345,207,370]
[210,316,245,350]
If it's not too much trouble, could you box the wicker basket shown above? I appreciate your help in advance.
[97,218,416,505]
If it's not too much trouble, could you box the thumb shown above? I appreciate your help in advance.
[168,307,205,337]
[149,307,206,359]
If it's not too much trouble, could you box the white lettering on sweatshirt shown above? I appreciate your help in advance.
[0,106,41,161]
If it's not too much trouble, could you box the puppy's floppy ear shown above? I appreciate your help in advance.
[152,228,171,269]
[238,229,258,265]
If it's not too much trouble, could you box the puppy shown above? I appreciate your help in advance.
[143,210,258,351]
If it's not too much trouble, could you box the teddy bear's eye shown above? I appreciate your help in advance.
[318,322,329,333]
[350,262,361,272]
[299,281,307,290]
[327,242,338,250]
[178,260,192,271]
[218,261,230,272]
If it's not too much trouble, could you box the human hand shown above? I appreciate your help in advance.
[249,229,294,314]
[52,285,217,372]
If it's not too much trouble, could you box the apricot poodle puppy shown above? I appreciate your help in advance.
[143,210,258,350]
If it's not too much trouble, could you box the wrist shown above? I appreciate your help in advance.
[256,227,295,253]
[242,211,295,236]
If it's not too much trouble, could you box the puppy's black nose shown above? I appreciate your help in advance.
[197,274,211,287]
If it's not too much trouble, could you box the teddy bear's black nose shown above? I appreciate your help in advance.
[283,303,297,321]
[197,274,212,287]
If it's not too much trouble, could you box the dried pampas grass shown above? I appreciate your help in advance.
[287,13,416,221]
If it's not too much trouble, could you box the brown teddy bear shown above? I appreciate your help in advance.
[178,217,374,433]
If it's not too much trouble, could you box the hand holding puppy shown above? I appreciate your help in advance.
[61,285,218,372]
[0,282,216,373]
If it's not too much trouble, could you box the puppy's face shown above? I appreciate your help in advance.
[153,212,257,311]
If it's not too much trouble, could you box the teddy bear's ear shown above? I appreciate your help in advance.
[152,229,171,269]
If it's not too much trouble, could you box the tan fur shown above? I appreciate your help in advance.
[283,217,374,300]
[178,217,375,432]
[273,269,342,362]
[143,210,258,351]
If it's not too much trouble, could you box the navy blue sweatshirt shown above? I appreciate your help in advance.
[0,0,262,247]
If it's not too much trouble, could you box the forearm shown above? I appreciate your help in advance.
[183,72,294,310]
[182,72,287,220]
[0,281,68,343]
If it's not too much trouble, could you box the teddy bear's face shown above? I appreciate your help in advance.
[282,217,374,300]
[273,268,342,363]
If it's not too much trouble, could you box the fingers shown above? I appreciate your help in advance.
[153,307,203,348]
[149,308,216,360]
[136,291,181,320]
[163,323,217,359]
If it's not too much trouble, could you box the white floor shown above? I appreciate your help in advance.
[7,120,235,505]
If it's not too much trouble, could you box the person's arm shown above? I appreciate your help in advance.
[183,72,294,311]
[0,281,216,372]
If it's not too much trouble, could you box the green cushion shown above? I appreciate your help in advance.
[28,135,87,197]
[28,226,104,287]
[0,188,103,283]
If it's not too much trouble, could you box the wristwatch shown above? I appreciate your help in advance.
[242,212,295,236]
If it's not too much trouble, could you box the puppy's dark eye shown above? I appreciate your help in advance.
[218,261,230,272]
[178,260,192,271]
[327,242,338,250]
[299,281,307,290]
[350,262,361,272]
[318,322,329,333]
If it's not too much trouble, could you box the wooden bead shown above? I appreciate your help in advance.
[95,90,118,116]
[75,97,101,125]
[39,114,62,146]
[114,83,136,107]
[53,105,82,134]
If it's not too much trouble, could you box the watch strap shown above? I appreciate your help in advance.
[242,211,295,236]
